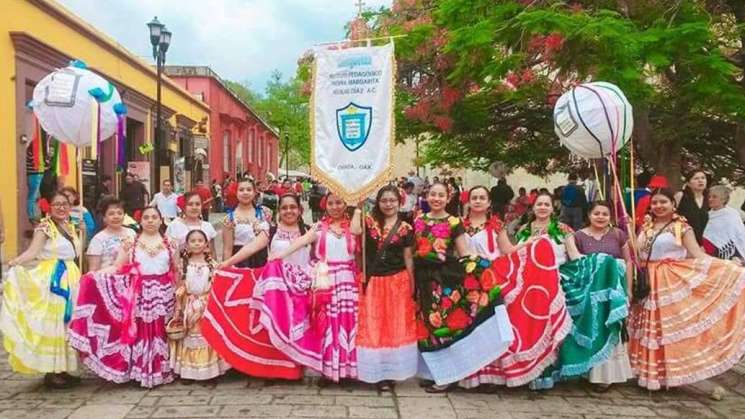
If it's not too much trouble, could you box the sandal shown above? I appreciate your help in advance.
[376,380,394,392]
[425,383,453,394]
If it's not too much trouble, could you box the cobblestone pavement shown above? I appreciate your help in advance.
[2,213,745,418]
[0,358,744,419]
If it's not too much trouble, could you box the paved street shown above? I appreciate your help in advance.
[0,354,744,419]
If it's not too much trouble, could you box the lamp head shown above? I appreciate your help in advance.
[147,17,164,48]
[159,27,172,54]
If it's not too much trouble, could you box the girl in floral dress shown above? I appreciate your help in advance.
[69,207,179,388]
[459,186,540,390]
[350,185,418,389]
[170,230,229,381]
[414,182,512,392]
[264,193,360,383]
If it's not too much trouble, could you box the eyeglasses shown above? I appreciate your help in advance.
[51,202,71,209]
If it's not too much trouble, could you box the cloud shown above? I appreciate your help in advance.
[58,0,391,91]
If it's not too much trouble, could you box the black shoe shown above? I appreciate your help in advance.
[44,373,70,389]
[60,372,81,384]
[376,380,394,392]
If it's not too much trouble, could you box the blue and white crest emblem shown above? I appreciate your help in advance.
[336,102,372,152]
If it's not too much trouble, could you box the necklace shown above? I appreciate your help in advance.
[531,221,549,235]
[137,235,166,257]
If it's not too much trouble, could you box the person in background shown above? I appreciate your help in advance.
[281,179,292,196]
[193,179,213,220]
[703,185,745,265]
[407,170,425,195]
[292,178,304,197]
[97,174,114,203]
[120,172,149,216]
[560,173,587,231]
[674,169,709,244]
[60,186,96,242]
[23,134,44,222]
[224,177,238,211]
[166,192,218,255]
[150,179,180,224]
[308,182,327,222]
[446,177,462,216]
[86,198,135,273]
[490,177,515,218]
[212,179,223,213]
[583,171,598,203]
[400,181,417,225]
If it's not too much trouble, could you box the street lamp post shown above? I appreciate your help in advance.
[147,17,171,187]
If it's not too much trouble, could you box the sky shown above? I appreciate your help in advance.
[58,0,391,92]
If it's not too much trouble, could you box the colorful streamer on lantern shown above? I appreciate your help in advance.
[50,140,70,176]
[114,103,128,171]
[89,100,99,158]
[30,116,46,173]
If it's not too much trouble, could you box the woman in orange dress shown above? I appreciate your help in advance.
[629,188,745,391]
[351,185,417,390]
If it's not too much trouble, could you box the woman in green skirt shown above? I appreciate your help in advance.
[529,200,633,390]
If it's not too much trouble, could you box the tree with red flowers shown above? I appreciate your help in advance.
[361,0,745,185]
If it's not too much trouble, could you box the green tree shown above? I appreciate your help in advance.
[226,71,310,168]
[369,0,745,186]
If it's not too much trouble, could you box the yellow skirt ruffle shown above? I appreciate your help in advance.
[0,260,80,374]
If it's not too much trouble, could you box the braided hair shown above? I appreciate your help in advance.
[180,229,213,277]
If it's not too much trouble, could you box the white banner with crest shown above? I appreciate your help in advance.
[310,43,394,203]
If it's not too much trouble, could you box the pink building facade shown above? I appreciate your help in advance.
[165,66,279,183]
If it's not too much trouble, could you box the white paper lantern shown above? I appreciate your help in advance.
[553,81,633,159]
[31,61,124,147]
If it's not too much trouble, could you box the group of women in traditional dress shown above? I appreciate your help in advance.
[2,177,745,399]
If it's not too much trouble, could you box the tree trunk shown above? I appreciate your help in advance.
[633,103,682,189]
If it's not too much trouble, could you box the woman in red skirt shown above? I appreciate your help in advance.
[200,180,302,380]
